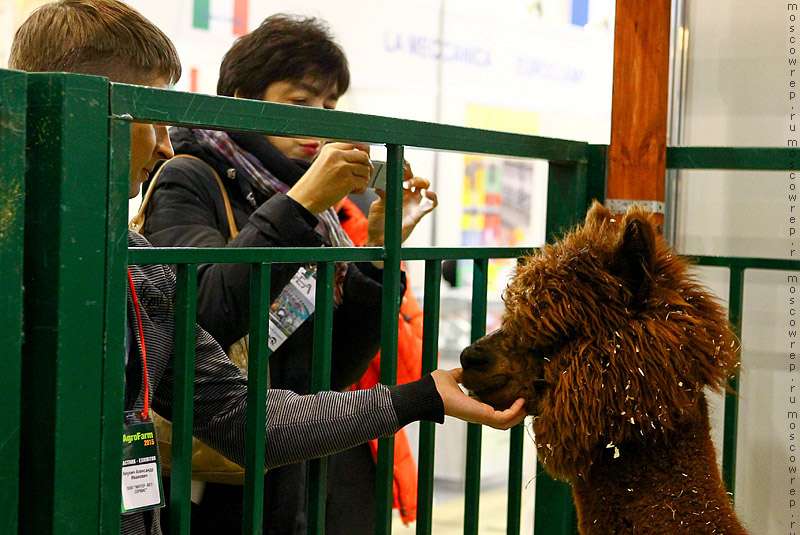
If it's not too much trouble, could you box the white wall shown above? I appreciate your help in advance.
[679,1,792,533]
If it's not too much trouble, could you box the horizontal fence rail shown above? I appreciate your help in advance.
[110,83,588,163]
[4,68,799,535]
[127,246,537,264]
[666,146,797,170]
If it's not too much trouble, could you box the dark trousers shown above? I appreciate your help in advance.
[160,443,376,534]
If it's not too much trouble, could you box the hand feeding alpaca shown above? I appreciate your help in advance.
[460,202,747,534]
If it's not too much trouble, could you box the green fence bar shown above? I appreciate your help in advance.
[722,267,745,500]
[169,263,198,535]
[416,259,443,535]
[375,145,405,535]
[243,262,271,534]
[19,72,110,533]
[693,255,799,271]
[534,156,588,535]
[98,110,135,534]
[127,245,535,265]
[308,261,335,535]
[464,258,489,535]
[586,144,608,205]
[0,68,26,535]
[532,468,578,535]
[545,160,589,243]
[128,245,382,264]
[506,425,524,535]
[666,146,797,170]
[109,84,588,163]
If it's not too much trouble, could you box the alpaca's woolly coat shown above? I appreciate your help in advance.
[461,202,747,534]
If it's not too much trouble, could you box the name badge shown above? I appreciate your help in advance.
[121,410,164,514]
[268,267,316,350]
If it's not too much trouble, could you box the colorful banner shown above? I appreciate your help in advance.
[193,0,248,36]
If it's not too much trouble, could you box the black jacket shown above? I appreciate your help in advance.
[141,127,402,392]
[139,127,404,534]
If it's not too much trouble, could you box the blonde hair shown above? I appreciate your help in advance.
[9,0,181,84]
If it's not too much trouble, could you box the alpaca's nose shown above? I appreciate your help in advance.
[460,345,491,371]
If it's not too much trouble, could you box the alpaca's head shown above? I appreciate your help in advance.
[460,201,739,481]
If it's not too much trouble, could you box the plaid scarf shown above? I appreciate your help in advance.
[193,128,351,305]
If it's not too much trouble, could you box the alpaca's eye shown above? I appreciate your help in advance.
[533,379,550,393]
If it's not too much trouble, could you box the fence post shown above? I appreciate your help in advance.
[0,67,27,535]
[375,144,404,535]
[19,72,111,533]
[243,262,272,534]
[97,109,135,534]
[534,156,590,535]
[307,261,335,535]
[416,259,442,535]
[722,267,745,501]
[544,159,589,243]
[464,258,489,535]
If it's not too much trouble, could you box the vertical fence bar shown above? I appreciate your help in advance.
[243,262,271,534]
[416,259,443,535]
[534,158,587,535]
[464,258,488,535]
[308,261,335,535]
[0,68,26,535]
[586,144,608,205]
[375,145,404,535]
[544,160,589,243]
[722,267,744,499]
[19,72,110,533]
[505,425,524,535]
[170,263,198,535]
[98,114,133,534]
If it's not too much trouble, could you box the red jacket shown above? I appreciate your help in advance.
[338,198,422,524]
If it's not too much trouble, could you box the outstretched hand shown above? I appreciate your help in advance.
[432,368,526,430]
[365,161,438,249]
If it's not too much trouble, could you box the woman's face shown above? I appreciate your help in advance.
[257,76,339,162]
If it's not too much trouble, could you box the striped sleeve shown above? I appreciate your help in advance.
[261,386,398,469]
[183,323,400,469]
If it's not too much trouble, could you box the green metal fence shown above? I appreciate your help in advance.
[1,67,797,534]
[0,68,26,535]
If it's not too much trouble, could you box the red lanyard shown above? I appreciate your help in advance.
[127,269,150,420]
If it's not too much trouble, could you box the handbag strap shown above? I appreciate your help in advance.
[129,154,240,241]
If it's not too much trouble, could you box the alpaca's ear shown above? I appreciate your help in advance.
[609,216,656,308]
[584,200,611,225]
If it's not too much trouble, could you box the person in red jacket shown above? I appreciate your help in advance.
[336,197,426,525]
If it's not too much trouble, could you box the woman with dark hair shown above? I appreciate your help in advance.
[141,14,436,535]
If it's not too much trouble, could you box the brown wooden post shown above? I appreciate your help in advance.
[607,0,672,223]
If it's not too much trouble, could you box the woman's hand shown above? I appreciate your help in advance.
[431,368,526,430]
[287,143,373,215]
[365,161,438,250]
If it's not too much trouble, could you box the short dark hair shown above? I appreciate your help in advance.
[217,14,349,99]
[9,0,181,85]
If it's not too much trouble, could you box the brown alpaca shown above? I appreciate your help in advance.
[460,202,748,535]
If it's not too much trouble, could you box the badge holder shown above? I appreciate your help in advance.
[122,268,165,514]
[121,410,164,514]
